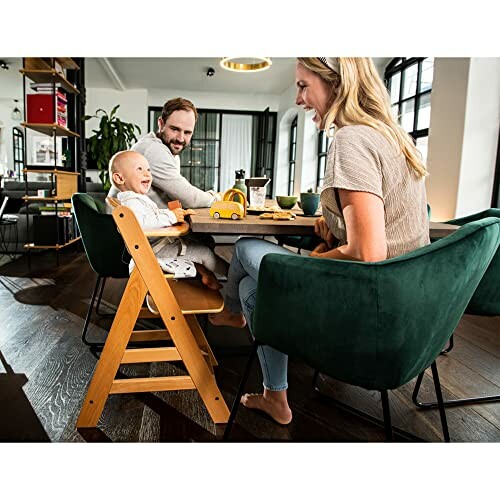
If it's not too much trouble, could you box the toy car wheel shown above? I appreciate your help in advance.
[213,212,220,219]
[231,213,239,220]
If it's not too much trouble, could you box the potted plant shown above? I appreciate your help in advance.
[84,105,141,192]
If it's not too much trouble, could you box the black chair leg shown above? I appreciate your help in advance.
[82,275,105,348]
[223,341,259,441]
[412,363,500,409]
[95,277,107,316]
[430,361,450,442]
[440,334,454,355]
[380,390,393,442]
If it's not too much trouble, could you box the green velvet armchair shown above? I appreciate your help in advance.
[413,208,500,409]
[224,217,500,441]
[72,193,130,347]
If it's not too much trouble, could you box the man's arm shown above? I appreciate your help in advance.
[146,142,218,208]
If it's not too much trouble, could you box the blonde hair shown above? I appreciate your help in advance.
[297,57,427,178]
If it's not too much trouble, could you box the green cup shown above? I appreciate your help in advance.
[300,192,320,215]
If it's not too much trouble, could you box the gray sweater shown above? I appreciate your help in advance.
[109,132,218,209]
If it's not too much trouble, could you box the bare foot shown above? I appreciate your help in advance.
[195,264,222,290]
[241,393,292,425]
[209,309,246,328]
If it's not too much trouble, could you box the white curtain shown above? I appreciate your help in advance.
[220,114,252,192]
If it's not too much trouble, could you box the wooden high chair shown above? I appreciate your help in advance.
[76,202,230,428]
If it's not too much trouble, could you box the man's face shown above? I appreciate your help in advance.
[157,109,196,155]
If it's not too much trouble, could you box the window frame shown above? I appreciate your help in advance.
[288,115,298,195]
[385,57,432,142]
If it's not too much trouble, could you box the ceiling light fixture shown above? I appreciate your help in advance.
[220,57,272,73]
[11,99,22,121]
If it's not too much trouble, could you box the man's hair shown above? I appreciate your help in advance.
[160,97,198,123]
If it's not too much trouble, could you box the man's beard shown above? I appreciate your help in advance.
[157,131,186,156]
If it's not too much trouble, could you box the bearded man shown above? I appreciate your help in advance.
[110,97,219,208]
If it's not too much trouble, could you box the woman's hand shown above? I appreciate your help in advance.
[314,216,336,248]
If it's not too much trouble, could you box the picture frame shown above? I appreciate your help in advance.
[28,133,63,168]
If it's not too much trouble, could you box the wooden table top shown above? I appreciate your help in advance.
[189,203,459,239]
[189,207,318,236]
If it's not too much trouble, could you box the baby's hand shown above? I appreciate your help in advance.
[172,208,185,223]
[183,209,196,216]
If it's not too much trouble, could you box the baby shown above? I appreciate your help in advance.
[109,150,227,292]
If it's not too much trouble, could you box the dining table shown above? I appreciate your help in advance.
[188,202,459,239]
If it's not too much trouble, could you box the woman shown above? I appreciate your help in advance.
[210,57,430,425]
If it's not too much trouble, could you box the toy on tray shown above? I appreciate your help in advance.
[209,189,247,220]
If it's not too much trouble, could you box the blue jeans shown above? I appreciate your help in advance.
[223,238,295,391]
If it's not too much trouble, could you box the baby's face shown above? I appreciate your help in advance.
[119,156,152,195]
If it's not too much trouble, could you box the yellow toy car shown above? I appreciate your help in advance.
[210,188,247,220]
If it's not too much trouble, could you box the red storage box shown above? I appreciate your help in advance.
[27,94,56,124]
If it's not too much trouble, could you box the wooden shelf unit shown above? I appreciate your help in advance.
[24,236,81,251]
[20,58,83,258]
[24,169,79,201]
[19,69,80,95]
[21,122,80,138]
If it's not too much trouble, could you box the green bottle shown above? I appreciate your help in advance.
[232,169,247,205]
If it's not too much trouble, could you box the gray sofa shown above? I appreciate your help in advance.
[1,180,106,253]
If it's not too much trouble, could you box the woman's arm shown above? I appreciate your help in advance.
[311,189,387,262]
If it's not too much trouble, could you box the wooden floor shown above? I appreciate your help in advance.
[0,246,499,442]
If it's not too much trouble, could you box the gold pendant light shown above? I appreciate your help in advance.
[220,57,272,73]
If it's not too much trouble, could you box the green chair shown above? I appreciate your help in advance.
[224,217,500,441]
[412,208,500,408]
[275,234,322,254]
[72,193,130,347]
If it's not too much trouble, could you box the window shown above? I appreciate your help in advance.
[385,57,434,164]
[288,115,297,195]
[317,130,332,190]
[12,127,25,179]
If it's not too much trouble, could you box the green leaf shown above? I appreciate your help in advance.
[109,104,120,119]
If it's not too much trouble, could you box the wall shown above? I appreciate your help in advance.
[85,88,148,138]
[425,58,470,220]
[426,58,500,220]
[0,58,24,177]
[148,88,280,113]
[456,58,500,217]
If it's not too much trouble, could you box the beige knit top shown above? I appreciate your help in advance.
[320,125,430,259]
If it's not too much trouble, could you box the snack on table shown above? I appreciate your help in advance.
[259,211,295,220]
[273,212,295,220]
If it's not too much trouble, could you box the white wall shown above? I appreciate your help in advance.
[148,88,280,113]
[0,102,23,177]
[425,58,470,220]
[456,58,500,217]
[85,88,148,138]
[426,58,500,220]
[0,58,24,177]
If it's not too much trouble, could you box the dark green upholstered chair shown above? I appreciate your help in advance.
[72,193,130,347]
[413,208,500,409]
[275,234,322,254]
[224,217,500,441]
